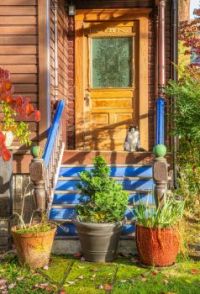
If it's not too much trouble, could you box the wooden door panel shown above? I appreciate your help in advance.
[75,12,141,150]
[75,9,150,151]
[92,98,133,110]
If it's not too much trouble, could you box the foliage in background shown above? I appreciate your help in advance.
[179,6,200,65]
[0,68,40,161]
[135,197,185,229]
[76,156,128,223]
[165,4,200,219]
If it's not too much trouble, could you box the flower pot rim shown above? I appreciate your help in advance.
[11,223,57,237]
[136,223,177,231]
[74,220,122,226]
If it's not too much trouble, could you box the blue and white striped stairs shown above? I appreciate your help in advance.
[49,163,154,238]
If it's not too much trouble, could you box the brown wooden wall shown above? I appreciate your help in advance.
[50,0,68,101]
[0,0,38,147]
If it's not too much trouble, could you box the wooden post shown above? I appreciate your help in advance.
[29,158,46,212]
[153,156,168,207]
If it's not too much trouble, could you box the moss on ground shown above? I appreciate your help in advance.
[0,254,200,293]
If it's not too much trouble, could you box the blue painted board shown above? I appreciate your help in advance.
[50,207,136,221]
[59,165,152,178]
[53,192,155,205]
[53,193,89,205]
[55,179,153,191]
[49,208,76,220]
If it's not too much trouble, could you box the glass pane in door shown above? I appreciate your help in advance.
[91,37,133,88]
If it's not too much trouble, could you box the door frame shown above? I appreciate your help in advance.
[75,8,151,151]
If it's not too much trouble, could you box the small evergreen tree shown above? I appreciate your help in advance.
[76,156,128,223]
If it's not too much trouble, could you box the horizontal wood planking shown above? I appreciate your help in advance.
[0,45,37,55]
[14,84,37,93]
[0,16,37,25]
[0,36,37,45]
[0,55,36,64]
[0,7,36,16]
[0,1,39,168]
[4,65,37,73]
[0,26,37,35]
[0,0,36,5]
[12,74,37,84]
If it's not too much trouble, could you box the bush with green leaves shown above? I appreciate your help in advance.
[165,67,200,219]
[135,197,185,229]
[76,156,128,223]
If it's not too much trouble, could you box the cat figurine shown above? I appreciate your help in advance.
[124,126,140,152]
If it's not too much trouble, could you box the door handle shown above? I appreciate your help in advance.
[84,93,90,107]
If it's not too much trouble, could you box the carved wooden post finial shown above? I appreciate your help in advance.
[29,158,47,212]
[153,144,168,207]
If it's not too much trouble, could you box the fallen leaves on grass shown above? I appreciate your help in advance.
[34,283,53,292]
[8,283,16,289]
[74,252,82,258]
[98,284,113,292]
[191,268,200,275]
[59,290,67,294]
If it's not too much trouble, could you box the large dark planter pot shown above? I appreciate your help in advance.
[11,225,56,269]
[74,221,122,262]
[136,224,180,267]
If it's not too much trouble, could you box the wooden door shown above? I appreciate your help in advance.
[75,9,150,151]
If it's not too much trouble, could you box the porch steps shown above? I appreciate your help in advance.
[49,163,154,238]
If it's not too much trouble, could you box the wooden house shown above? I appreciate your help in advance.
[0,0,178,252]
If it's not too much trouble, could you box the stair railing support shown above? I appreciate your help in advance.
[29,100,65,212]
[30,158,46,212]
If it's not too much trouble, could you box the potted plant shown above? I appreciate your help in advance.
[135,196,185,267]
[74,156,128,262]
[11,183,56,270]
[11,214,56,269]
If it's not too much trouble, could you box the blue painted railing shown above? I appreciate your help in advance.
[43,100,65,167]
[156,97,165,145]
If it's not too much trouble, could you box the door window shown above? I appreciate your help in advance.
[91,37,133,88]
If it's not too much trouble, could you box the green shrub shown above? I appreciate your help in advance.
[165,67,200,219]
[135,197,185,229]
[76,156,129,223]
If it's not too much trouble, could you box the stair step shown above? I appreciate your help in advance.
[50,207,136,222]
[55,179,154,191]
[52,192,155,205]
[58,176,152,181]
[54,222,136,237]
[62,150,153,165]
[59,165,152,177]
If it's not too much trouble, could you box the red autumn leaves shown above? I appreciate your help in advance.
[0,132,11,161]
[0,68,41,161]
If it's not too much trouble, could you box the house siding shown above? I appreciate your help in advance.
[0,0,39,147]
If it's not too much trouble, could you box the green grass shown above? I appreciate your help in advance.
[0,254,199,293]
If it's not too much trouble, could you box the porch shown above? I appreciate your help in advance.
[0,0,177,252]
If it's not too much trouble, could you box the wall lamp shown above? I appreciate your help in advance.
[68,1,76,16]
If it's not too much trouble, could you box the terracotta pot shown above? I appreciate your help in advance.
[136,224,180,267]
[74,221,122,262]
[11,225,56,269]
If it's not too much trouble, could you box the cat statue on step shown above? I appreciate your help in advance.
[124,126,140,152]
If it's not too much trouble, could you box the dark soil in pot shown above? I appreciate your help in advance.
[136,225,180,267]
[11,225,56,269]
[74,221,122,262]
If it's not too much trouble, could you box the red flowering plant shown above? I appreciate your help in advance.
[0,68,40,161]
